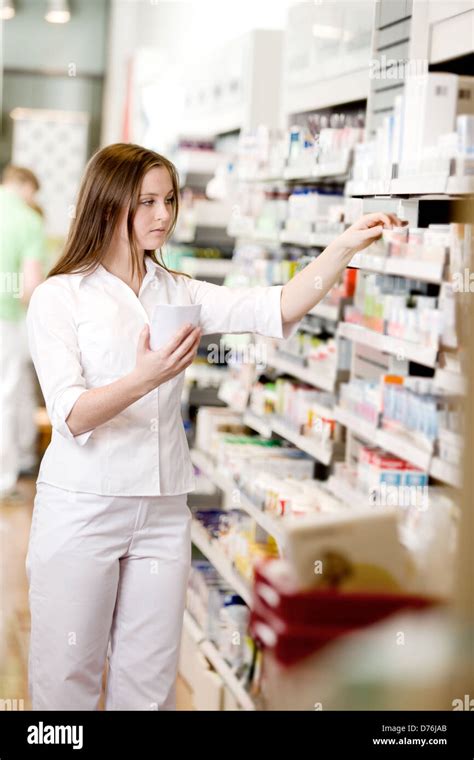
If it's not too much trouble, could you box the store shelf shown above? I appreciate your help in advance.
[345,179,391,196]
[433,368,466,396]
[243,409,272,439]
[347,175,474,198]
[333,406,433,471]
[429,457,462,489]
[182,611,256,711]
[266,349,338,392]
[446,176,474,195]
[242,410,334,466]
[179,258,234,278]
[338,322,438,368]
[175,149,221,180]
[191,521,252,605]
[325,474,368,512]
[270,416,333,466]
[280,230,336,248]
[349,252,445,284]
[390,175,450,196]
[376,427,433,472]
[199,638,256,711]
[190,448,285,541]
[190,448,234,493]
[307,302,341,321]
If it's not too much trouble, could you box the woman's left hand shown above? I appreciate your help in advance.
[338,212,408,255]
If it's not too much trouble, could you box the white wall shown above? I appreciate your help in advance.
[101,0,292,147]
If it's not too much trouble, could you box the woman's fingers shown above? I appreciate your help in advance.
[161,322,196,358]
[356,212,407,230]
[361,224,384,240]
[170,325,201,364]
[175,335,201,371]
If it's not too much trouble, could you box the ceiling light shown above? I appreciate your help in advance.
[45,0,71,24]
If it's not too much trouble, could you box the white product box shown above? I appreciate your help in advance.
[401,73,459,165]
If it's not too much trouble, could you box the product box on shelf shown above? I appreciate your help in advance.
[195,406,246,454]
[400,73,474,169]
[249,559,438,668]
[281,507,418,593]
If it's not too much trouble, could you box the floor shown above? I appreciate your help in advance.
[0,475,194,711]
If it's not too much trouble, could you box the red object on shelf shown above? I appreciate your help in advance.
[250,560,440,666]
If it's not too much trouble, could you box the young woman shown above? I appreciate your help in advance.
[25,142,406,710]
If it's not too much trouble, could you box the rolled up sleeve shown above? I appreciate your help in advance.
[185,278,303,339]
[26,282,93,446]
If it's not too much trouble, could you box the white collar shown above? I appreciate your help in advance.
[76,255,163,287]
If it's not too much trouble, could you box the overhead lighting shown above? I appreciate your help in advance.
[0,0,16,20]
[45,0,71,24]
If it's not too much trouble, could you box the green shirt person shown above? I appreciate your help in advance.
[0,165,46,321]
[0,165,45,499]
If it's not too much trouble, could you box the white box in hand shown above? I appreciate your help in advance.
[150,304,202,351]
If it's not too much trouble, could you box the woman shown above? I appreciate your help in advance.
[25,142,406,710]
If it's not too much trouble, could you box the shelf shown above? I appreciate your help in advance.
[429,457,462,489]
[349,253,445,284]
[191,521,252,605]
[333,405,379,443]
[243,410,334,466]
[347,175,474,198]
[182,611,256,711]
[376,427,433,472]
[333,406,433,471]
[270,416,334,466]
[338,322,438,368]
[325,474,369,511]
[266,349,338,392]
[175,149,221,179]
[190,448,285,541]
[307,302,341,322]
[179,258,234,278]
[446,176,474,195]
[346,179,391,196]
[280,230,335,248]
[243,409,272,439]
[390,175,450,196]
[433,368,466,396]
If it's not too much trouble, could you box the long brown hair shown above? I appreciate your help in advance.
[47,142,189,281]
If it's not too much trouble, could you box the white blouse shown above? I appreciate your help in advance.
[26,255,302,496]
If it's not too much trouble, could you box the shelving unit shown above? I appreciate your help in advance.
[190,448,286,542]
[175,0,471,712]
[349,251,445,284]
[241,409,336,466]
[182,611,256,711]
[337,322,439,368]
[191,520,252,605]
[333,406,433,472]
[265,348,339,393]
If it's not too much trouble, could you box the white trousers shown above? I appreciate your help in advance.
[0,318,37,493]
[26,482,192,710]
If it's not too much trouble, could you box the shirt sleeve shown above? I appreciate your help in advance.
[22,210,47,263]
[184,278,303,338]
[26,280,93,446]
